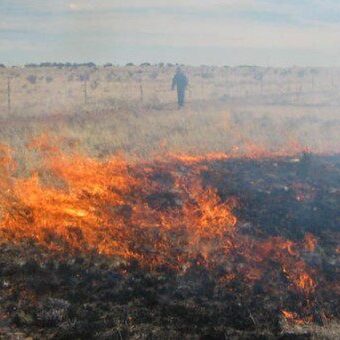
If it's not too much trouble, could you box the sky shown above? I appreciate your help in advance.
[1,0,340,66]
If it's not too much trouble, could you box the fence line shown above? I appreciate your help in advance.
[83,80,88,104]
[7,77,11,115]
[1,73,339,115]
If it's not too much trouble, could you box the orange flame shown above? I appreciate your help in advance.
[0,138,320,297]
[281,310,307,325]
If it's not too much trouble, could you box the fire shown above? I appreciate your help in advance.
[281,310,306,325]
[168,141,308,164]
[295,272,316,293]
[0,138,322,301]
[303,233,318,252]
[168,152,230,164]
[63,208,88,217]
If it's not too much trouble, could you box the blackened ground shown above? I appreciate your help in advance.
[0,243,335,339]
[0,153,339,339]
[203,153,340,239]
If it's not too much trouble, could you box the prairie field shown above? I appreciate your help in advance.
[0,65,339,339]
[1,65,340,164]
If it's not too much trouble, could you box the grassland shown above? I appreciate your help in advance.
[0,65,339,167]
[0,65,339,338]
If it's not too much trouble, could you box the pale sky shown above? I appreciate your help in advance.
[2,0,340,66]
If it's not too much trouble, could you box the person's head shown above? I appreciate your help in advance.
[176,66,182,74]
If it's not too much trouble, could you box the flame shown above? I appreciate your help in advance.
[0,138,322,299]
[168,152,230,164]
[303,233,318,252]
[168,141,309,164]
[281,310,306,325]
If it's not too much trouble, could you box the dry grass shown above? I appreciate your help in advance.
[0,65,339,171]
[282,322,340,339]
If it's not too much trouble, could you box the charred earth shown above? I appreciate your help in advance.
[0,150,339,339]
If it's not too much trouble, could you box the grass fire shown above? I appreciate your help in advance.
[0,130,338,338]
[1,2,340,334]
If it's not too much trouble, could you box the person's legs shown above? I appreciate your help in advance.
[181,90,185,106]
[177,88,181,107]
[178,88,185,107]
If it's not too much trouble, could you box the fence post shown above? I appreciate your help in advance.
[83,79,88,104]
[200,72,204,100]
[7,77,11,115]
[140,83,144,103]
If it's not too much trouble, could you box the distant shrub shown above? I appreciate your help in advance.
[78,74,90,82]
[298,70,306,78]
[158,62,164,68]
[25,63,38,68]
[140,62,151,67]
[106,72,115,81]
[254,72,264,81]
[45,76,53,83]
[0,64,5,68]
[149,71,159,79]
[166,63,174,67]
[126,63,134,67]
[90,80,99,90]
[84,62,96,68]
[104,63,113,67]
[201,72,214,79]
[27,75,37,84]
[40,62,53,67]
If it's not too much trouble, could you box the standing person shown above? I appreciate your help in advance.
[172,67,188,108]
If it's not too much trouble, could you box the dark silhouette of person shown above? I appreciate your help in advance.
[172,67,188,108]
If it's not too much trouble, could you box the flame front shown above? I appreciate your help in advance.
[0,140,323,311]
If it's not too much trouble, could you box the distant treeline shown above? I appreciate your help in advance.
[23,62,97,68]
[0,62,179,69]
[23,62,175,68]
[125,62,176,67]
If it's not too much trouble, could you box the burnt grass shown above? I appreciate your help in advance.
[0,153,339,339]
